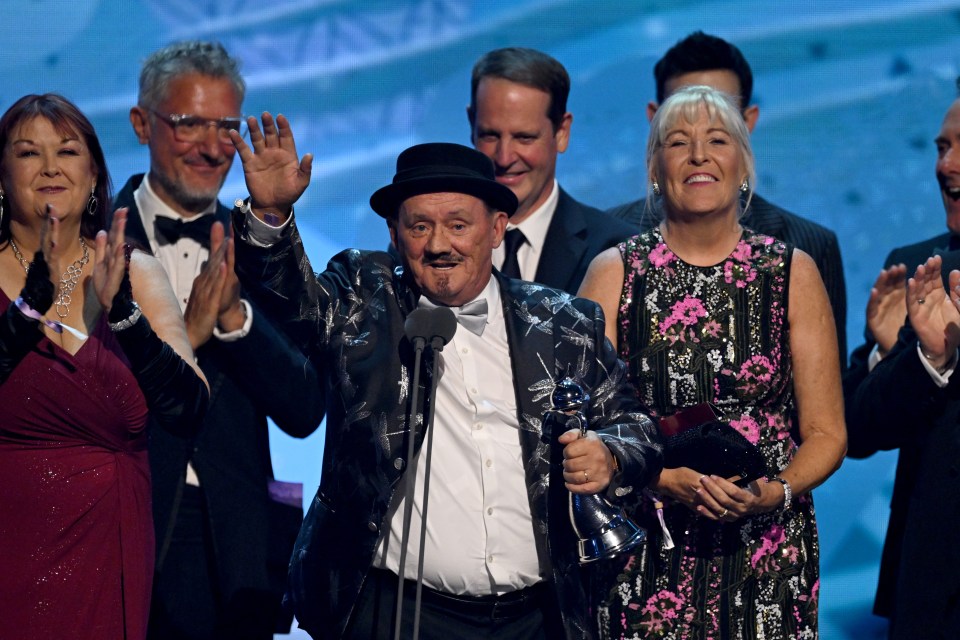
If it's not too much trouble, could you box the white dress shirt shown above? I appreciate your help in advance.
[372,277,542,595]
[493,179,559,281]
[134,177,253,487]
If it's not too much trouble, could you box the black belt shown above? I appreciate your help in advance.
[371,568,547,621]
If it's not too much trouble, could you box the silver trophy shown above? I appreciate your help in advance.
[548,375,647,564]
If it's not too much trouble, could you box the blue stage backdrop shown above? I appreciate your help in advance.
[5,1,960,637]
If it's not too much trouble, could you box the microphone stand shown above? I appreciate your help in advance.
[394,308,455,640]
[411,332,447,639]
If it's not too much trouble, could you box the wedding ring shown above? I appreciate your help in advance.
[719,508,729,518]
[583,470,589,483]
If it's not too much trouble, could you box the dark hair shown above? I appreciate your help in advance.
[139,40,245,109]
[468,47,570,131]
[653,31,753,108]
[0,93,112,243]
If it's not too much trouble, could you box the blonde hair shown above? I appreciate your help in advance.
[645,85,755,219]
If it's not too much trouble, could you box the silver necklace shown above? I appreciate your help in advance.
[9,236,90,319]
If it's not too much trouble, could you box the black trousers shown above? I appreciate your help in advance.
[344,568,564,640]
[147,485,275,640]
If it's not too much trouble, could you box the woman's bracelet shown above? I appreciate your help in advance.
[108,301,142,332]
[767,476,792,511]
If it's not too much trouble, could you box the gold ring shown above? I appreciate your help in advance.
[719,508,729,518]
[583,470,589,483]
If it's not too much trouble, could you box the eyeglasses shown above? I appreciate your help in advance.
[148,109,246,143]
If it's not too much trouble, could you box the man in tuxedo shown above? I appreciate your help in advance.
[607,31,847,365]
[228,134,664,639]
[844,86,960,638]
[114,40,323,639]
[467,47,635,294]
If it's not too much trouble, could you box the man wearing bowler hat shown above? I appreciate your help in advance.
[225,115,664,640]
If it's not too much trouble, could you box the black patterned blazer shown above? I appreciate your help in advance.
[607,193,848,367]
[232,215,665,640]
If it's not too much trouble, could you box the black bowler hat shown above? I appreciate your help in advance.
[370,142,518,218]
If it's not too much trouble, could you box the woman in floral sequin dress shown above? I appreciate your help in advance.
[578,86,846,639]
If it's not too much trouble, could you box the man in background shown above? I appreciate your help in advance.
[468,47,635,294]
[607,31,847,365]
[843,80,960,639]
[117,40,322,639]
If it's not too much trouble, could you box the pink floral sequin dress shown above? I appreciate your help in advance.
[599,228,819,640]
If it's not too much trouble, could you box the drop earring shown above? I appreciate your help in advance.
[652,181,661,196]
[87,187,98,216]
[740,179,749,193]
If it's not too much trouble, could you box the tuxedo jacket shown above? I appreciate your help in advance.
[534,187,636,294]
[232,215,665,640]
[844,232,960,635]
[607,193,848,366]
[112,175,324,632]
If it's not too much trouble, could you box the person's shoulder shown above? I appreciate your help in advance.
[508,277,601,316]
[111,174,145,215]
[325,247,397,272]
[748,194,837,239]
[557,187,637,238]
[890,232,952,257]
[604,198,646,224]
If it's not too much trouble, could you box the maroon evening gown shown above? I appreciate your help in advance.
[0,289,152,639]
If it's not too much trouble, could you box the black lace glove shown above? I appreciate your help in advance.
[0,250,55,382]
[109,271,208,435]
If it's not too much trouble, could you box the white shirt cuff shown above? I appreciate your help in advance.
[237,198,292,248]
[917,343,958,387]
[213,298,253,342]
[867,343,883,372]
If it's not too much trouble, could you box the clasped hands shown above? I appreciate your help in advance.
[651,467,781,522]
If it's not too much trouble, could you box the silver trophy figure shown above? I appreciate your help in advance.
[548,375,647,564]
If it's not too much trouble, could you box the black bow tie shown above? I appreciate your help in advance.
[154,214,215,247]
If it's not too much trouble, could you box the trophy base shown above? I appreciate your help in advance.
[577,515,647,564]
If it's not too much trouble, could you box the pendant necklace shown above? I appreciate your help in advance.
[9,236,90,319]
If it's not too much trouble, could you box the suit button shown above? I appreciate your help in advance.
[394,458,405,471]
[368,521,378,533]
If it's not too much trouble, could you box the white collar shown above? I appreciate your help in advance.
[505,179,559,255]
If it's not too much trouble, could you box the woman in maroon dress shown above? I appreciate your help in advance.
[0,94,208,639]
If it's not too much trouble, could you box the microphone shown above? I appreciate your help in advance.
[404,306,457,351]
[394,303,458,640]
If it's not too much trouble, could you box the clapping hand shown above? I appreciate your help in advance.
[183,222,241,350]
[230,112,312,224]
[92,207,130,313]
[906,255,960,369]
[866,263,907,356]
